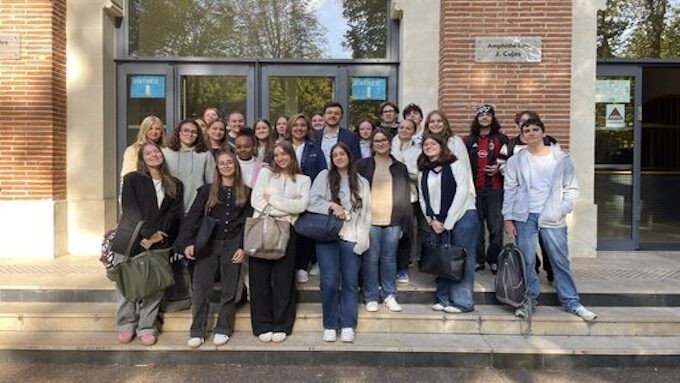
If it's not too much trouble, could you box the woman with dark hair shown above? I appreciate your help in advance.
[274,115,289,142]
[287,113,327,283]
[195,117,207,134]
[417,134,479,313]
[176,149,253,348]
[162,120,215,214]
[357,128,411,313]
[113,142,183,346]
[310,111,325,131]
[422,110,471,173]
[205,119,229,158]
[356,119,375,159]
[307,143,371,342]
[253,118,275,163]
[250,141,311,343]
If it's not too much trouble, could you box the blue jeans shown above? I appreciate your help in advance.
[316,240,360,329]
[435,210,480,312]
[363,225,401,302]
[514,213,582,312]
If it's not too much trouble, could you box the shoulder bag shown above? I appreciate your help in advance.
[419,229,467,281]
[244,205,290,260]
[194,207,218,259]
[294,211,342,242]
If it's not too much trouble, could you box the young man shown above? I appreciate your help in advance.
[464,104,507,274]
[402,103,424,146]
[225,111,245,149]
[378,101,400,137]
[313,101,361,166]
[502,118,596,322]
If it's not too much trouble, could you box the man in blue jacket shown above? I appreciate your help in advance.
[502,118,596,322]
[313,101,361,166]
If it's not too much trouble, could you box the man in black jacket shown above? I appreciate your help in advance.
[313,101,361,166]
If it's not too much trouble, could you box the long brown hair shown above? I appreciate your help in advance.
[136,142,178,199]
[167,119,208,152]
[269,141,301,180]
[329,143,363,211]
[205,119,228,149]
[253,118,276,160]
[417,133,456,171]
[206,149,248,209]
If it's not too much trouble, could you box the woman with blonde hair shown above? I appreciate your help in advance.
[120,115,166,181]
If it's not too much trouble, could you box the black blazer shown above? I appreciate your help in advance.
[312,127,362,163]
[356,155,412,228]
[112,172,184,256]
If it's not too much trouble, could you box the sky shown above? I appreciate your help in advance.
[314,0,352,58]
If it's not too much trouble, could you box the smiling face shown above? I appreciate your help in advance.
[331,146,350,171]
[216,152,236,178]
[323,106,342,128]
[477,112,493,128]
[275,117,288,137]
[290,117,309,143]
[142,144,164,169]
[146,122,163,143]
[311,114,325,130]
[235,135,254,160]
[273,145,292,171]
[371,131,391,156]
[398,119,416,142]
[203,109,218,125]
[427,113,444,134]
[358,121,373,140]
[254,121,271,141]
[228,113,245,134]
[179,122,199,148]
[405,109,423,127]
[422,137,442,161]
[207,121,226,143]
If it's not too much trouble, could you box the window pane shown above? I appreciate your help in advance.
[129,0,387,59]
[181,76,248,121]
[127,75,166,145]
[269,76,334,119]
[347,76,387,130]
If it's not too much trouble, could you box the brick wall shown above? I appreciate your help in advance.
[0,0,67,200]
[439,0,573,146]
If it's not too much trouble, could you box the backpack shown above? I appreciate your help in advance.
[495,243,529,309]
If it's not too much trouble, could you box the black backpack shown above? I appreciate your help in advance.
[495,243,530,309]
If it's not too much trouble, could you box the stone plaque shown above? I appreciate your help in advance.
[475,37,541,63]
[0,34,20,60]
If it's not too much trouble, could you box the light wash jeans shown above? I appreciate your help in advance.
[362,225,401,302]
[316,240,360,329]
[514,213,582,312]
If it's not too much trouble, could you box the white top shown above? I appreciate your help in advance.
[239,157,256,188]
[359,140,372,159]
[251,167,311,224]
[418,159,477,231]
[321,130,339,168]
[528,151,556,213]
[152,178,164,208]
[391,135,422,202]
[426,171,442,214]
[293,142,306,167]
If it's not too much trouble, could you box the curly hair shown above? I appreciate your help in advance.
[167,119,208,152]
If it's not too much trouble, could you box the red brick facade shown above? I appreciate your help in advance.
[0,0,67,200]
[439,0,573,146]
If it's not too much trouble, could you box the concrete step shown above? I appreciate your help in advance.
[1,302,679,336]
[0,330,678,368]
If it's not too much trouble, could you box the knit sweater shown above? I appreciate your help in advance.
[162,147,215,213]
[251,167,311,224]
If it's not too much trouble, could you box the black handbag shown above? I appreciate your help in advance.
[419,229,467,281]
[294,211,343,242]
[194,207,218,259]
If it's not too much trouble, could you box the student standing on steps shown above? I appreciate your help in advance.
[205,119,229,158]
[503,118,597,322]
[313,101,362,166]
[225,111,246,149]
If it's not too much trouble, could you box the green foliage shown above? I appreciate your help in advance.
[342,0,388,59]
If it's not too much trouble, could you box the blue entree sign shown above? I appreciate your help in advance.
[351,78,386,101]
[130,75,165,99]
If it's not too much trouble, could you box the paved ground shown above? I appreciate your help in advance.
[0,364,677,383]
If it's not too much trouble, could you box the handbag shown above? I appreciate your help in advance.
[112,220,175,301]
[294,211,342,242]
[418,229,467,281]
[194,207,218,259]
[244,204,290,260]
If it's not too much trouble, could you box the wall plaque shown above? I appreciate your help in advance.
[0,34,20,60]
[475,37,541,63]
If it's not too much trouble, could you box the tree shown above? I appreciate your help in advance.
[597,0,630,58]
[626,0,669,57]
[660,6,680,56]
[342,0,387,59]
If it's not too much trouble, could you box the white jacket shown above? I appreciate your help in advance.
[251,167,311,224]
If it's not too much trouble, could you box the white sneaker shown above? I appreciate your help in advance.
[574,306,597,322]
[296,269,309,283]
[309,263,320,276]
[443,306,462,314]
[213,333,229,346]
[514,308,528,319]
[322,329,337,342]
[258,331,273,343]
[431,303,445,312]
[340,327,355,343]
[187,337,204,348]
[383,295,403,312]
[365,301,379,312]
[272,332,287,343]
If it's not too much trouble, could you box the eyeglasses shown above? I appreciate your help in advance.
[181,130,198,136]
[381,110,396,115]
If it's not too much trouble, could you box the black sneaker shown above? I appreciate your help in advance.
[490,263,498,275]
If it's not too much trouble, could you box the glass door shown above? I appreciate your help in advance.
[595,66,642,250]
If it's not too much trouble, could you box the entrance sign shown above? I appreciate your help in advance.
[605,104,626,129]
[596,80,631,103]
[0,34,20,60]
[475,37,541,63]
[351,77,387,101]
[130,75,165,98]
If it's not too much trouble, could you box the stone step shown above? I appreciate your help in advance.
[0,330,678,368]
[1,302,679,336]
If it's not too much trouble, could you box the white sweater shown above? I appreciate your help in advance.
[251,167,311,224]
[391,136,422,202]
[307,169,372,254]
[418,159,476,231]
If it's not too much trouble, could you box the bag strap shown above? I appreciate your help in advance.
[123,220,145,260]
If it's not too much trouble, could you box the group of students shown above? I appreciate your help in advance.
[112,100,596,349]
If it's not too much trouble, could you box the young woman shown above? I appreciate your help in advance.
[423,110,472,173]
[162,120,215,214]
[253,118,276,163]
[288,113,327,283]
[194,118,207,134]
[310,111,325,131]
[205,119,228,158]
[250,141,311,343]
[417,134,479,313]
[113,142,183,346]
[307,143,371,343]
[176,150,253,348]
[356,128,411,313]
[390,118,423,284]
[120,115,166,181]
[356,119,374,159]
[274,115,289,142]
[202,107,220,130]
[234,128,265,189]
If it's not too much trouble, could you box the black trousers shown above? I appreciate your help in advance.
[295,234,317,271]
[475,188,504,266]
[190,237,242,338]
[397,201,422,271]
[249,228,297,336]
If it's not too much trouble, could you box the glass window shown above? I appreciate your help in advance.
[348,76,387,130]
[126,74,166,145]
[128,0,388,59]
[181,76,248,121]
[269,76,334,118]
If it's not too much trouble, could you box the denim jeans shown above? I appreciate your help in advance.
[363,225,401,302]
[514,213,582,312]
[316,240,361,329]
[435,210,480,312]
